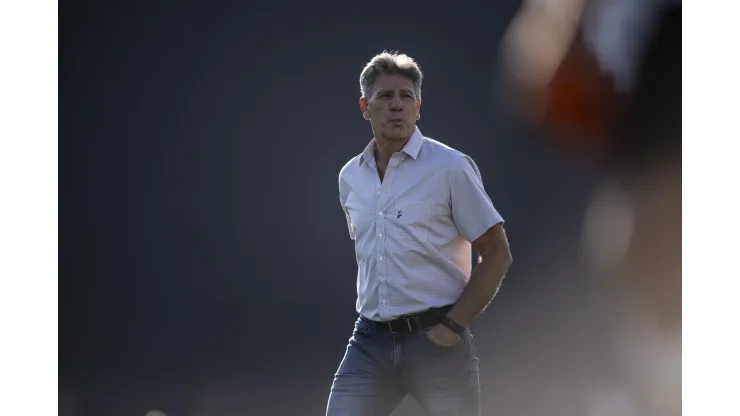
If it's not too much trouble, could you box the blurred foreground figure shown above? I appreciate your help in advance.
[501,0,680,414]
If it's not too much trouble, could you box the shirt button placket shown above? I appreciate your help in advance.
[377,171,389,312]
[377,153,403,315]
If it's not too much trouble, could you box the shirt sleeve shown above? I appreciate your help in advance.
[339,177,356,240]
[343,206,356,240]
[450,155,504,242]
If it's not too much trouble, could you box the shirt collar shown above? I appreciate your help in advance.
[359,126,424,166]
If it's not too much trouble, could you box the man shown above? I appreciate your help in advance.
[326,51,513,416]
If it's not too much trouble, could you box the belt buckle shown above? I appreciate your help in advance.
[388,316,421,334]
[405,316,422,332]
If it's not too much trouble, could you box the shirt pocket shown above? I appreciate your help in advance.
[391,200,436,244]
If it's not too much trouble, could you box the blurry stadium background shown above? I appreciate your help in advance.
[60,0,680,415]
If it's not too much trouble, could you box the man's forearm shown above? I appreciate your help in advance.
[446,254,512,328]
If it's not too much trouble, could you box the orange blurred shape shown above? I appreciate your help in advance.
[538,32,624,164]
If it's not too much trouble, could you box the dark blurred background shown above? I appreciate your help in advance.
[58,1,648,415]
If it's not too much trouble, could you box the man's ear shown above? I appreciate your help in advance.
[360,97,370,120]
[416,99,422,119]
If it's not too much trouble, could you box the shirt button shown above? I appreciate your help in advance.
[378,255,383,261]
[381,300,386,304]
[380,277,386,282]
[378,211,383,216]
[377,233,383,238]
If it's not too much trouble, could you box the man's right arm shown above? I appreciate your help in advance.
[342,206,355,240]
[338,175,355,241]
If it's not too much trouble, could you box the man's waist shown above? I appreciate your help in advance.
[360,304,454,334]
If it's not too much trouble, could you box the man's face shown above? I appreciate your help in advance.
[361,73,421,141]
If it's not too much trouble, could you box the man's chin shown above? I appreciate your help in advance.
[384,127,412,141]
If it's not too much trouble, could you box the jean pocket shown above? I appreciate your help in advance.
[422,328,461,350]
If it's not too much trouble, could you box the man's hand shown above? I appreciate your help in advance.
[426,323,461,347]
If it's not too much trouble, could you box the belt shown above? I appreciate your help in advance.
[361,305,454,334]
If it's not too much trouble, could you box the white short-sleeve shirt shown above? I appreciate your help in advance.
[339,127,504,321]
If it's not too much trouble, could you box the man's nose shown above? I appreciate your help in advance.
[390,95,403,111]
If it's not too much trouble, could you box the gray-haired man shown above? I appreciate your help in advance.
[326,52,513,416]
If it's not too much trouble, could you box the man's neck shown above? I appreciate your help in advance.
[373,133,411,167]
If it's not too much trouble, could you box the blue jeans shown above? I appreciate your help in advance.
[326,317,481,416]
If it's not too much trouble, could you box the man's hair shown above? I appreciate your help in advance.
[359,51,423,99]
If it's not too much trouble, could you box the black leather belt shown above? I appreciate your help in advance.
[361,305,454,334]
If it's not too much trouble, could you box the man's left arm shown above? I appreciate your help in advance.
[446,223,512,327]
[427,156,513,346]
